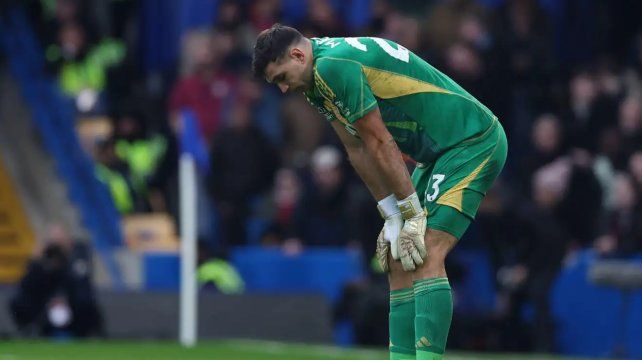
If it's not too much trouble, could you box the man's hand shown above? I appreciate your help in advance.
[396,193,427,271]
[375,195,404,272]
[376,232,390,272]
[376,215,404,272]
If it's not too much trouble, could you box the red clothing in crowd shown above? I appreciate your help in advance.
[169,72,236,142]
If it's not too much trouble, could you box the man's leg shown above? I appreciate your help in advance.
[387,159,432,359]
[413,227,458,360]
[410,119,506,358]
[389,254,416,360]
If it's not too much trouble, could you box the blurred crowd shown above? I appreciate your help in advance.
[18,0,642,352]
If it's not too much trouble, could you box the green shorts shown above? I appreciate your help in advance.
[412,119,508,239]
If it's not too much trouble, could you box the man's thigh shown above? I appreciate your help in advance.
[413,122,508,239]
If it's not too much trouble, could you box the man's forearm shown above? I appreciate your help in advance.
[347,147,390,201]
[365,137,414,200]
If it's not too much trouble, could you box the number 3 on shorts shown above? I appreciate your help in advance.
[426,174,445,202]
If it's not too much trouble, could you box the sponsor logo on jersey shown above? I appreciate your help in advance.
[305,95,334,121]
[334,100,351,117]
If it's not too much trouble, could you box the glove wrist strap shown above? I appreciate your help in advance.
[377,194,399,219]
[397,193,422,220]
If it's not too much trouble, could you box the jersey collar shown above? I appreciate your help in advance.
[310,37,319,60]
[305,38,320,98]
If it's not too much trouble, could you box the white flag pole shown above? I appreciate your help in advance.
[179,153,198,347]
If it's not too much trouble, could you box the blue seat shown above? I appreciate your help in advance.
[449,248,496,314]
[551,250,642,358]
[231,246,365,303]
[143,253,181,291]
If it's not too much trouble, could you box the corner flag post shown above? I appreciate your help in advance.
[179,152,198,347]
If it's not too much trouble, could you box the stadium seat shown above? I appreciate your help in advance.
[143,252,180,291]
[551,250,642,358]
[231,246,365,303]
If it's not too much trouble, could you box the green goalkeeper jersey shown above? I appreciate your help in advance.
[304,37,497,164]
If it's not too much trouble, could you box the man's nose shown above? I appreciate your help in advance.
[278,83,289,94]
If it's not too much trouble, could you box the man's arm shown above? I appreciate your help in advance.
[351,107,426,271]
[330,120,389,201]
[351,107,415,201]
[330,118,404,270]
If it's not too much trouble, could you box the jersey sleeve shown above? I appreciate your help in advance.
[313,57,377,124]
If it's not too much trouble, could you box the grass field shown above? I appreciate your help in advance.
[0,340,592,360]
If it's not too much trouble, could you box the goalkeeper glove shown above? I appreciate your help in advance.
[375,195,404,272]
[396,193,427,272]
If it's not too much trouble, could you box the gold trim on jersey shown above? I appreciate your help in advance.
[385,121,417,132]
[314,62,353,126]
[361,66,453,99]
[313,67,336,100]
[436,156,490,212]
[323,98,350,126]
[314,59,377,123]
[435,127,500,212]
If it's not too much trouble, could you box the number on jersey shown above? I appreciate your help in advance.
[345,37,410,63]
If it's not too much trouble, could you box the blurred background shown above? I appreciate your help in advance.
[1,0,642,358]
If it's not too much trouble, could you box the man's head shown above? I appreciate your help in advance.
[252,24,313,94]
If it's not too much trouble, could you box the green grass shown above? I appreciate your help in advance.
[0,340,592,360]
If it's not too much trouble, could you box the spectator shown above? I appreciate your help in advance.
[280,94,330,167]
[593,127,624,206]
[29,0,96,50]
[297,0,347,38]
[618,95,642,158]
[423,0,486,56]
[594,173,642,256]
[381,14,421,52]
[565,70,618,151]
[247,0,281,34]
[364,0,395,36]
[214,1,255,70]
[208,102,279,249]
[95,139,139,214]
[499,160,574,352]
[488,0,555,138]
[557,149,603,247]
[197,242,245,294]
[291,146,354,247]
[260,168,303,246]
[45,21,126,114]
[518,114,564,193]
[112,109,171,212]
[169,30,236,144]
[629,150,642,194]
[9,225,103,338]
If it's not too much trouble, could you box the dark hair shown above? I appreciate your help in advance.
[252,24,303,79]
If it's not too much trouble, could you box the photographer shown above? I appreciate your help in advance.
[8,225,103,338]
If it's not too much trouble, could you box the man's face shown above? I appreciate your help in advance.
[265,47,311,94]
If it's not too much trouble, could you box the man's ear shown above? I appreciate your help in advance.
[290,48,305,63]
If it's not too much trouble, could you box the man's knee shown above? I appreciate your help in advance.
[388,253,414,290]
[388,228,458,285]
[415,228,458,278]
[425,228,457,259]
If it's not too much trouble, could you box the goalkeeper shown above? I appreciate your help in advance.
[252,25,507,360]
